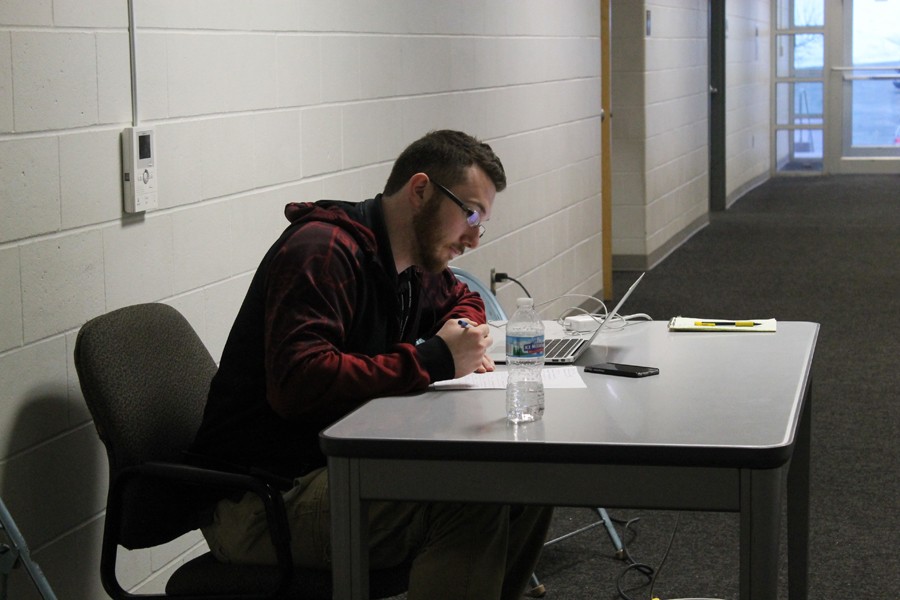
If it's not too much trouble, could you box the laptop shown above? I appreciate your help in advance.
[489,272,645,364]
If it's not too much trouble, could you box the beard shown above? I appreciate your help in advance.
[411,197,450,274]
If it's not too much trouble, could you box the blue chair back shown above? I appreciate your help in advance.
[449,267,507,321]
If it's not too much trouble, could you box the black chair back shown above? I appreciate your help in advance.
[75,303,217,548]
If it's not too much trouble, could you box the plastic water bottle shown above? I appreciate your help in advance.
[506,297,545,423]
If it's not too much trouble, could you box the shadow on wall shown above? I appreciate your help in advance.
[1,392,106,599]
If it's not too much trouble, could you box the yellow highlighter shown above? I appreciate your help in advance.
[694,320,759,327]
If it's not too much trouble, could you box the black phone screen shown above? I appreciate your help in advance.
[584,362,659,378]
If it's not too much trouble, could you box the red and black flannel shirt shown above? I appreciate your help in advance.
[189,195,485,482]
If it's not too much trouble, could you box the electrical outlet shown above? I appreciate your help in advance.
[490,268,497,296]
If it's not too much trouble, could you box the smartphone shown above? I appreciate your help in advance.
[584,362,659,378]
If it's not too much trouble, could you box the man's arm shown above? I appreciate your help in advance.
[263,222,451,422]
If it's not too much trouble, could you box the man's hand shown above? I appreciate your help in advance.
[436,319,495,378]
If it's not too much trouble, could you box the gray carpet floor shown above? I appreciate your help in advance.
[394,174,900,599]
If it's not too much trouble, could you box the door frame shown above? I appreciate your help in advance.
[824,0,900,174]
[709,0,727,211]
[601,0,613,299]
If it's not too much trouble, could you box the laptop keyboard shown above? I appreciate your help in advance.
[544,337,584,360]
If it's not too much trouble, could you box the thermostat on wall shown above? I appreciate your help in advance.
[122,126,158,213]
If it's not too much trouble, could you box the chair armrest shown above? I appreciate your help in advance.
[102,461,293,600]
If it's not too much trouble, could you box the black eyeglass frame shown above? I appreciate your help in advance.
[429,178,486,238]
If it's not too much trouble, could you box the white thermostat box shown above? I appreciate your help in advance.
[122,126,158,213]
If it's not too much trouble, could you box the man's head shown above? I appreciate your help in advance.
[384,130,506,196]
[384,130,506,274]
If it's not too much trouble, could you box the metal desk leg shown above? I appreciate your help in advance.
[328,457,369,600]
[739,467,783,600]
[787,384,811,600]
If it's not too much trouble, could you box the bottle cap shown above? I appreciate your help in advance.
[517,297,534,308]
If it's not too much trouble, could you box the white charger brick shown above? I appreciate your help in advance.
[11,31,98,131]
[60,129,123,229]
[0,137,60,243]
[103,215,175,311]
[20,230,105,343]
[0,247,22,352]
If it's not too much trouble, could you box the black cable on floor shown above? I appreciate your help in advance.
[647,514,680,600]
[612,513,681,600]
[614,517,655,600]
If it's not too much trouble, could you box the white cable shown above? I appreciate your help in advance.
[127,0,138,126]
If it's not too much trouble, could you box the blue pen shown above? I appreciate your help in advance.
[457,319,470,328]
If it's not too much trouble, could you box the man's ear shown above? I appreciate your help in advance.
[408,173,430,209]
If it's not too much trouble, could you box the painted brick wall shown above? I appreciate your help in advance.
[611,0,772,269]
[0,1,602,596]
[725,0,771,202]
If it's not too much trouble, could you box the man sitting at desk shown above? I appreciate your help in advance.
[189,130,554,600]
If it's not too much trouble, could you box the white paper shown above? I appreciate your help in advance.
[433,366,586,390]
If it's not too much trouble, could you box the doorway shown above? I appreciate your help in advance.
[773,0,900,174]
[826,0,900,173]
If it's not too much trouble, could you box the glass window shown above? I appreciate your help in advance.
[776,34,824,78]
[794,0,824,28]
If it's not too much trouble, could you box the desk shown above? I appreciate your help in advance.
[321,321,818,600]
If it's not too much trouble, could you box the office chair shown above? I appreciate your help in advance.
[449,267,624,598]
[74,303,408,599]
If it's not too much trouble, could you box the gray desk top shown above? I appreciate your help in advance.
[321,321,819,468]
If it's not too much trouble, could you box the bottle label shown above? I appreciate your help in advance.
[506,335,544,359]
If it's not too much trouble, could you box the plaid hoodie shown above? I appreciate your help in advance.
[189,195,485,481]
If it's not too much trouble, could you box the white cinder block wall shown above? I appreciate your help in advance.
[0,1,602,597]
[725,0,771,203]
[612,0,711,270]
[611,0,772,270]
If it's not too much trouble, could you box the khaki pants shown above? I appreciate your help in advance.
[202,467,554,600]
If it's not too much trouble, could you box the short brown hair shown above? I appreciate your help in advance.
[383,130,506,195]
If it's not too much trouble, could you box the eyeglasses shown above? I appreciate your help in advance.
[430,178,486,238]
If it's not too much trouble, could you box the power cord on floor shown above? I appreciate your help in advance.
[611,513,722,600]
[647,514,679,600]
[613,516,656,600]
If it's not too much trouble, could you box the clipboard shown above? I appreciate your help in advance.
[668,316,777,332]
